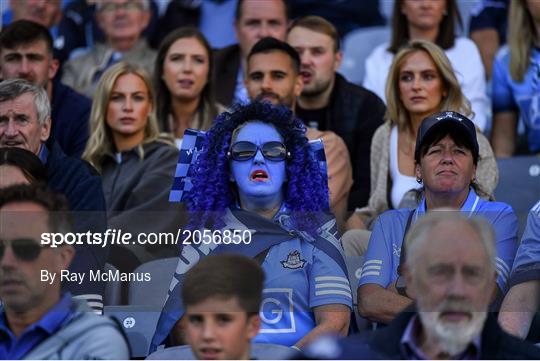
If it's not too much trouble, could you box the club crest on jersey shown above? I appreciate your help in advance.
[281,250,306,269]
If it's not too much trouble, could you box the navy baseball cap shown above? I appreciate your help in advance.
[414,111,479,162]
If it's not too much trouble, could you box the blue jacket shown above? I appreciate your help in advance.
[50,80,91,158]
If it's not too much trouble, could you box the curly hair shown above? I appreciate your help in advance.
[185,102,329,237]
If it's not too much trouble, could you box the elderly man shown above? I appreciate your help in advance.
[0,184,129,359]
[213,0,288,106]
[61,0,156,99]
[303,211,540,359]
[0,20,91,158]
[0,78,107,310]
[244,37,353,227]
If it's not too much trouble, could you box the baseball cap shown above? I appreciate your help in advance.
[414,111,479,162]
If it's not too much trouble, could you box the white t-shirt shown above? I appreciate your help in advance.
[389,126,422,208]
[363,38,489,131]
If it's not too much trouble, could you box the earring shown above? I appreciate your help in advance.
[416,177,423,184]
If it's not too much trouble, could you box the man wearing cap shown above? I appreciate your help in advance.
[356,111,518,325]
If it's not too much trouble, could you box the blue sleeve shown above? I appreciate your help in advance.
[509,201,540,287]
[492,50,518,114]
[309,247,353,309]
[469,0,508,34]
[358,216,394,288]
[488,205,519,294]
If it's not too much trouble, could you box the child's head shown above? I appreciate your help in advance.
[182,254,264,360]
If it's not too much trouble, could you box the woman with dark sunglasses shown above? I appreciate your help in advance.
[151,102,351,352]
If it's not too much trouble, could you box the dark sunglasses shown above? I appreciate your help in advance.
[228,141,290,161]
[0,238,43,262]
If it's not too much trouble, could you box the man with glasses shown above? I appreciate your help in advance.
[0,184,129,359]
[62,0,156,99]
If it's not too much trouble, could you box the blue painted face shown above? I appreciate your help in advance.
[230,122,287,211]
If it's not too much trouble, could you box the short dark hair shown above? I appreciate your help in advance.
[289,16,341,52]
[247,37,300,74]
[388,0,463,53]
[0,184,72,234]
[182,254,264,314]
[0,147,48,184]
[0,20,54,55]
[235,0,289,22]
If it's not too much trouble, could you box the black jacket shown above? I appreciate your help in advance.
[298,73,386,209]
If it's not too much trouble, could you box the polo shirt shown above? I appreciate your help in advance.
[508,200,540,287]
[0,294,73,360]
[359,188,518,293]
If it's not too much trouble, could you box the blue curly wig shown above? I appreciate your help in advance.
[185,102,330,237]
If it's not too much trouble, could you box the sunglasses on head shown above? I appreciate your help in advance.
[0,238,43,262]
[227,141,290,161]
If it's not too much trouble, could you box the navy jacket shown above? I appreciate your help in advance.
[305,308,540,359]
[50,80,91,158]
[45,140,108,298]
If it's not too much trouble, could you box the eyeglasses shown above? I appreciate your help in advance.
[100,2,144,12]
[0,239,43,262]
[228,141,290,161]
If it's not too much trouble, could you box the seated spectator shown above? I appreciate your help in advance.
[287,16,385,210]
[83,61,180,272]
[469,0,509,79]
[151,102,351,352]
[499,200,540,339]
[0,147,47,188]
[182,255,263,360]
[344,40,498,256]
[58,0,160,63]
[6,0,69,63]
[212,0,288,106]
[363,0,489,131]
[245,37,353,227]
[61,0,156,99]
[357,111,517,325]
[303,211,540,360]
[154,27,225,148]
[0,20,91,158]
[491,0,540,157]
[0,184,129,359]
[0,79,108,310]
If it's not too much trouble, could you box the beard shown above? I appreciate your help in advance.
[254,92,294,109]
[301,76,333,97]
[418,300,487,357]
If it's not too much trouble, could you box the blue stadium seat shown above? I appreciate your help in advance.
[104,305,162,358]
[339,26,391,85]
[129,257,179,307]
[146,343,300,360]
[494,155,540,237]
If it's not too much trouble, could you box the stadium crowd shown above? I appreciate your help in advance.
[0,0,539,359]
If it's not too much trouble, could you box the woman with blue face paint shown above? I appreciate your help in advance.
[151,102,352,352]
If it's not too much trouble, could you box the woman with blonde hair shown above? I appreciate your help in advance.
[491,0,540,157]
[343,40,498,257]
[83,61,180,272]
[363,0,489,131]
